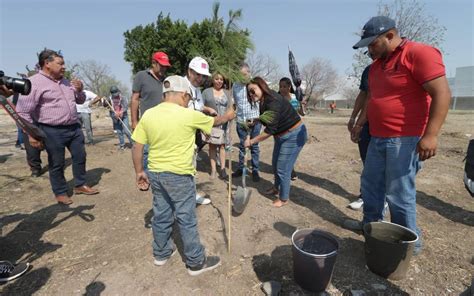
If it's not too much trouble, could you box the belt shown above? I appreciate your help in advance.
[274,120,302,138]
[245,118,259,127]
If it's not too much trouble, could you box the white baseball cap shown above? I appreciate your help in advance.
[188,57,211,76]
[163,75,192,95]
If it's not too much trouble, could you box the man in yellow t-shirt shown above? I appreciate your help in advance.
[131,75,235,276]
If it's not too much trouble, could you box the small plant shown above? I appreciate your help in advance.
[258,110,277,125]
[238,110,277,131]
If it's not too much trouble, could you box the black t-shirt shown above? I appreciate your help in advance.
[359,65,371,92]
[260,91,301,135]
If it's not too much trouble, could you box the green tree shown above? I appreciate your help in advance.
[349,0,447,83]
[123,13,192,75]
[123,1,253,82]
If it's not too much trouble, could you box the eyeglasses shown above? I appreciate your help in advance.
[248,89,256,95]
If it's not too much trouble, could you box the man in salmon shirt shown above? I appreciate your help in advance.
[347,16,451,255]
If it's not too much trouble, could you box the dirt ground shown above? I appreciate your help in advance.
[0,107,473,296]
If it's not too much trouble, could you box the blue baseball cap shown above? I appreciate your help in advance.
[353,16,396,49]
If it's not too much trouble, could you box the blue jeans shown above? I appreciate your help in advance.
[110,111,133,147]
[39,123,87,196]
[78,112,93,144]
[358,122,371,164]
[361,136,422,250]
[16,126,23,145]
[143,144,150,173]
[272,124,307,200]
[148,172,205,267]
[236,121,261,172]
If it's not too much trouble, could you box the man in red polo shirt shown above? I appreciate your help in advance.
[348,16,451,255]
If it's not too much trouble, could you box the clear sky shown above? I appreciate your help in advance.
[1,0,473,86]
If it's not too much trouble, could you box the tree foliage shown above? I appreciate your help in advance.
[123,2,253,83]
[349,0,447,83]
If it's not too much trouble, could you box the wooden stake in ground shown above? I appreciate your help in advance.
[227,119,232,253]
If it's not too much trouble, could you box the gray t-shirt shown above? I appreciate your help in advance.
[132,70,163,117]
[202,87,232,116]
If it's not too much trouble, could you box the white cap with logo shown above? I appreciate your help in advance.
[188,57,211,76]
[163,75,192,95]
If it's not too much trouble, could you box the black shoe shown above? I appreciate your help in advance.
[0,261,30,283]
[343,219,363,232]
[31,169,42,177]
[219,168,228,180]
[232,169,243,178]
[291,170,298,181]
[252,171,260,182]
[187,256,221,276]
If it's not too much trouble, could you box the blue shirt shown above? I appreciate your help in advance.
[232,83,259,121]
[289,94,300,111]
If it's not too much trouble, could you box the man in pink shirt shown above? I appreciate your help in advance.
[17,49,99,205]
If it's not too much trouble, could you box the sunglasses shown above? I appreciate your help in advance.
[248,88,256,95]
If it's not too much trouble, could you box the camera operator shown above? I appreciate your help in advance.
[0,84,30,282]
[16,49,100,205]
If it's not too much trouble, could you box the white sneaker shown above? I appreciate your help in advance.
[196,193,211,205]
[154,249,177,266]
[348,198,389,211]
[348,198,364,210]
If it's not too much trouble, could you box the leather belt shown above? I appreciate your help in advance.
[274,120,302,138]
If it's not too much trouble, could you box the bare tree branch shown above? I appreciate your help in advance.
[301,57,339,106]
[246,51,283,86]
[349,0,446,81]
[74,60,130,98]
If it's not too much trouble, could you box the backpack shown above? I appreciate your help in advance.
[464,139,474,197]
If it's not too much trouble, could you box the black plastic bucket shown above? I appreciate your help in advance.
[363,221,418,280]
[291,229,339,292]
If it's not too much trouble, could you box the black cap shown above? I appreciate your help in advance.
[110,85,120,95]
[353,16,396,49]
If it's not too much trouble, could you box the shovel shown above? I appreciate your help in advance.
[233,135,252,215]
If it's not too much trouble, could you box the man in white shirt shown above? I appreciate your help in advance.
[184,57,217,205]
[76,90,101,144]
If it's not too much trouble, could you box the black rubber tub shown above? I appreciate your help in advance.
[363,221,418,280]
[291,229,339,292]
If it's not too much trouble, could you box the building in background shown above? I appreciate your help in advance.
[449,66,474,110]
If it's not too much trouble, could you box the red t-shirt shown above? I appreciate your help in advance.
[367,40,446,137]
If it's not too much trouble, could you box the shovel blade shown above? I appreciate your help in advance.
[233,186,251,215]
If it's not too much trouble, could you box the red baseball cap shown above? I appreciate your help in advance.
[152,52,171,67]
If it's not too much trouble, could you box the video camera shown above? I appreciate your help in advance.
[0,71,31,95]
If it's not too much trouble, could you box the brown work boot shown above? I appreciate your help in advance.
[74,185,99,195]
[56,195,73,205]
